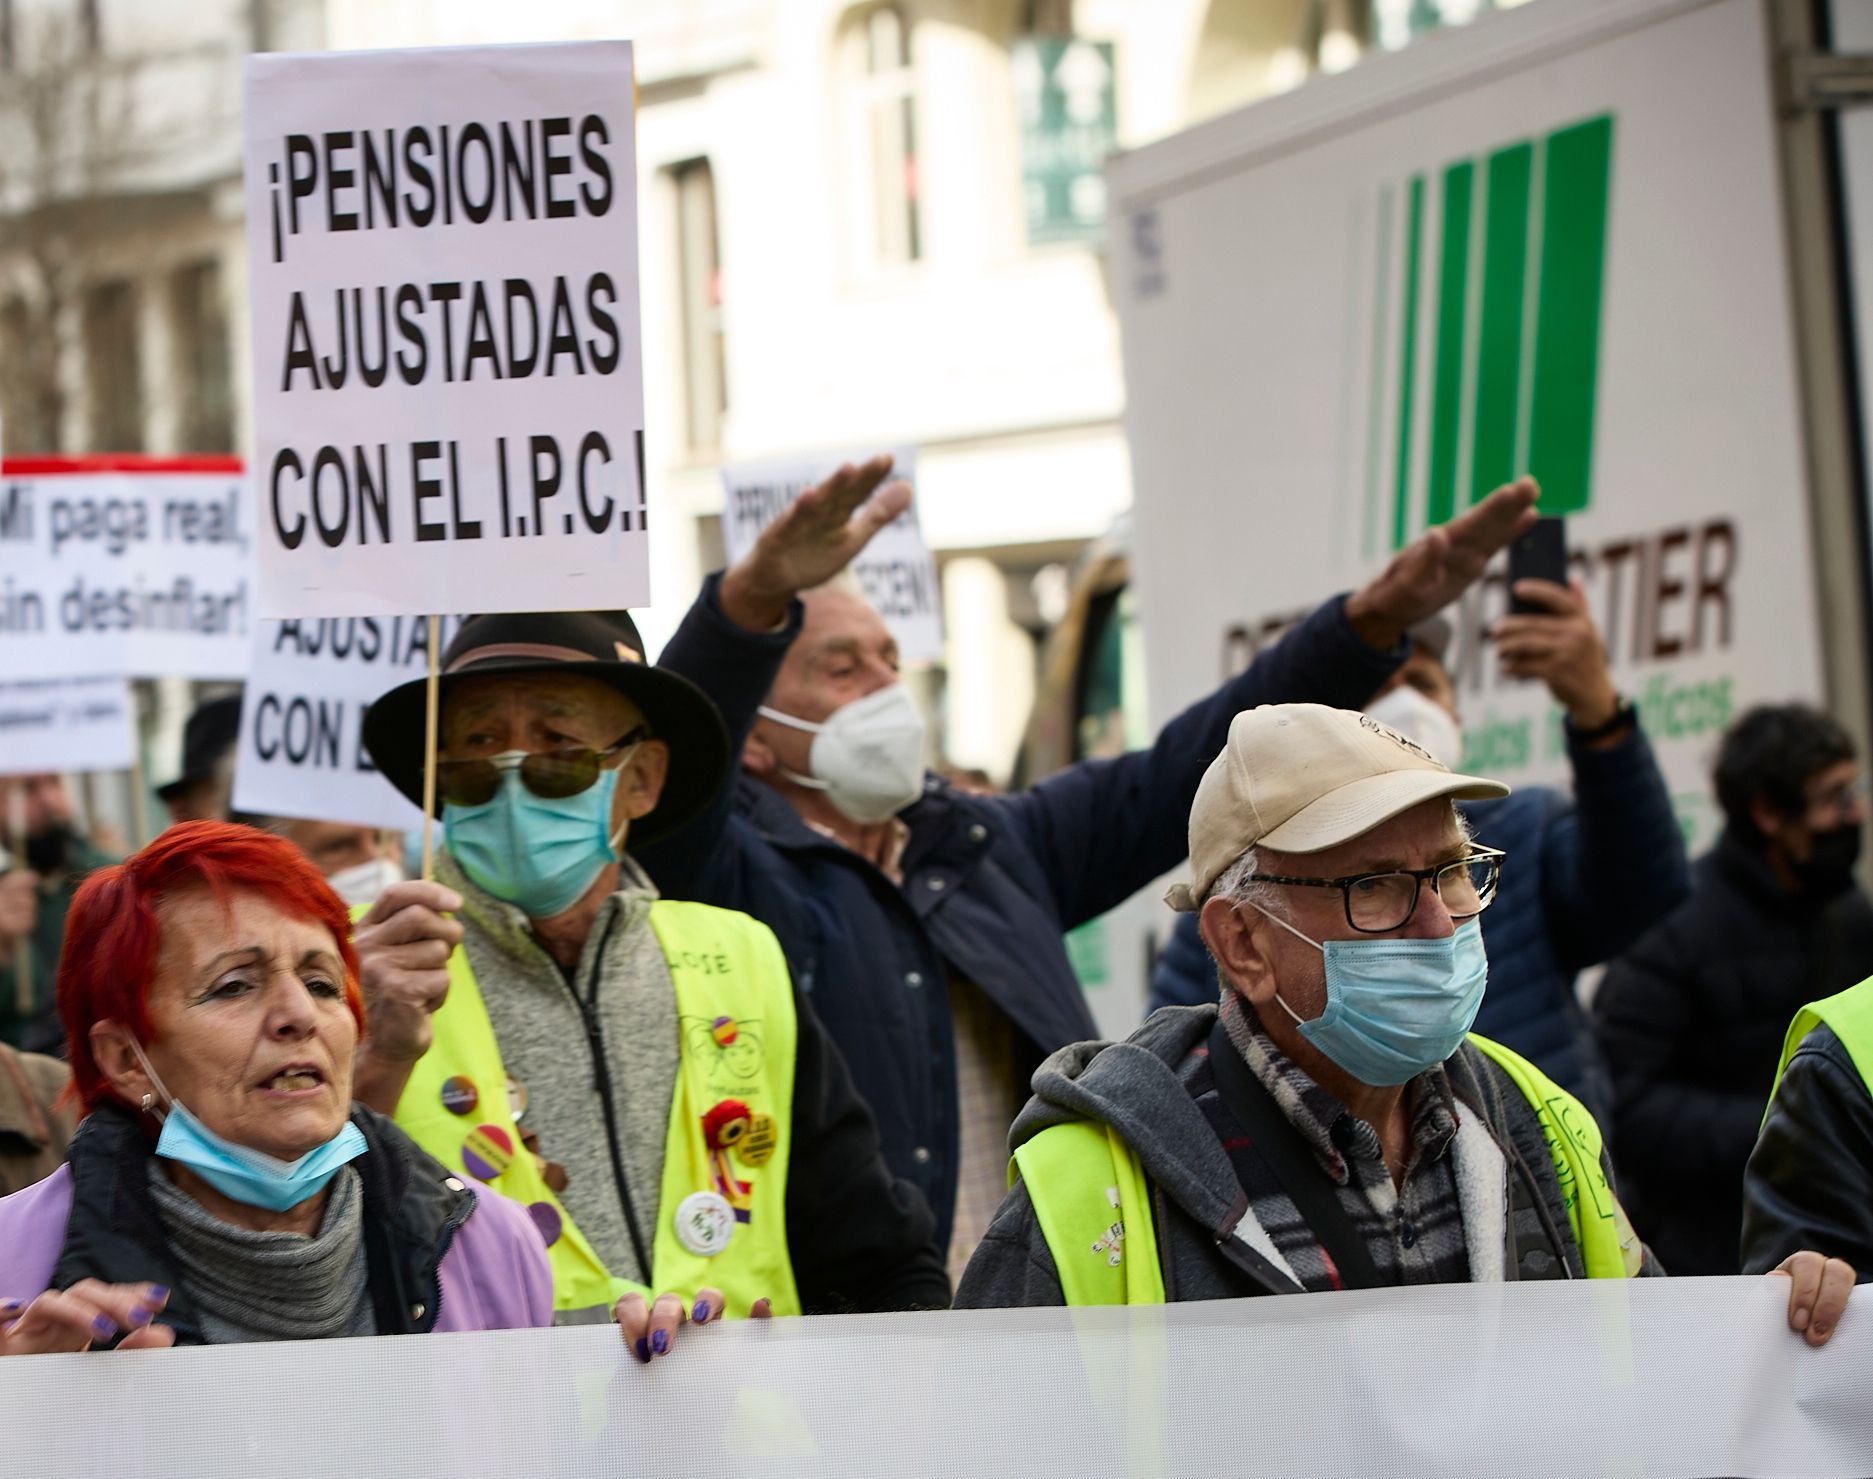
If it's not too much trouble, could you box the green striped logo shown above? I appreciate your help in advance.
[1362,114,1615,557]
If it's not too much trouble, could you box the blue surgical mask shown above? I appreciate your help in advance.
[129,1040,367,1214]
[443,761,622,918]
[1249,907,1489,1085]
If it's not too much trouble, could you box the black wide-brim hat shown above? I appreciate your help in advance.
[362,610,731,850]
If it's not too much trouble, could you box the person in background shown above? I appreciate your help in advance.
[0,1041,75,1197]
[640,460,1542,1286]
[155,694,244,826]
[263,819,405,909]
[1595,704,1873,1275]
[1148,581,1687,1127]
[0,774,117,1055]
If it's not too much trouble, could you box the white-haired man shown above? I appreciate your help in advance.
[956,704,1853,1348]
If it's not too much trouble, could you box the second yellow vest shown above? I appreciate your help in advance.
[391,898,803,1319]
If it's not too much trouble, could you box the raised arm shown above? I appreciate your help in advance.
[996,478,1541,928]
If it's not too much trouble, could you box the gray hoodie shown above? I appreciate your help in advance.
[955,1004,1657,1307]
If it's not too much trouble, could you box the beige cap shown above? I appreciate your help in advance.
[1164,703,1509,912]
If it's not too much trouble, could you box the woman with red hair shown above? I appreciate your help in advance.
[0,821,552,1352]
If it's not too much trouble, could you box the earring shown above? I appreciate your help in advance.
[140,1092,154,1112]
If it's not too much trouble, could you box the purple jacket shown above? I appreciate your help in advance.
[0,1105,552,1339]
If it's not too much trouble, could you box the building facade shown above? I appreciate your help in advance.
[0,0,1516,831]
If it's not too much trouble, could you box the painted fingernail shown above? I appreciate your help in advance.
[126,1306,153,1328]
[143,1285,170,1306]
[91,1313,117,1337]
[634,1338,650,1364]
[692,1299,711,1325]
[1813,1323,1830,1338]
[651,1329,669,1356]
[0,1299,22,1317]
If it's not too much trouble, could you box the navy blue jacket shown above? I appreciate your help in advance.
[1146,722,1688,1126]
[641,577,1403,1247]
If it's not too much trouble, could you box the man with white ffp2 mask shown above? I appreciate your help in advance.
[261,819,405,908]
[1149,582,1689,1129]
[639,460,1553,1287]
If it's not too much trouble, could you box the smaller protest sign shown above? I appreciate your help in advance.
[720,449,943,661]
[0,457,255,681]
[232,614,466,830]
[0,677,137,777]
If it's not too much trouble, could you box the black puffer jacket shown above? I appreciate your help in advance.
[1741,1021,1873,1276]
[1593,829,1873,1274]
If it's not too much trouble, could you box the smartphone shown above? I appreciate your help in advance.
[1507,516,1568,615]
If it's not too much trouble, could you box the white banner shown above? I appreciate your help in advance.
[0,1280,1868,1476]
[0,678,136,776]
[231,615,467,829]
[243,43,650,619]
[721,449,943,662]
[0,461,254,681]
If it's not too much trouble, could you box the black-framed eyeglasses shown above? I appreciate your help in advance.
[1249,847,1504,934]
[436,726,650,807]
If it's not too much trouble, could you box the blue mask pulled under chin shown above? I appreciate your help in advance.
[129,1040,366,1213]
[156,1101,368,1213]
[443,764,622,919]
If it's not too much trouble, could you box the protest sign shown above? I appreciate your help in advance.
[243,43,649,619]
[720,448,943,661]
[1,1281,1868,1478]
[0,677,136,776]
[231,615,466,829]
[0,457,253,681]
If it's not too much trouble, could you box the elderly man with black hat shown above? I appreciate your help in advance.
[351,611,948,1351]
[955,703,1853,1350]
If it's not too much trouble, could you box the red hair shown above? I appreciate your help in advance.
[58,820,365,1113]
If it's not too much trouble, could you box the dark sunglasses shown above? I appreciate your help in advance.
[436,726,650,807]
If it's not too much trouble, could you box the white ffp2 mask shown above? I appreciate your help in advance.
[1366,685,1464,768]
[759,685,927,823]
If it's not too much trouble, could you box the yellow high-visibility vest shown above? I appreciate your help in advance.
[388,898,803,1320]
[1013,1033,1642,1304]
[1767,978,1873,1114]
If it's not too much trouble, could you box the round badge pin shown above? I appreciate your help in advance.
[673,1191,736,1257]
[527,1201,564,1249]
[737,1112,778,1168]
[505,1075,529,1123]
[461,1123,515,1183]
[710,1015,739,1046]
[439,1075,479,1117]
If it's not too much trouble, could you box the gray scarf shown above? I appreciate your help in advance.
[147,1163,377,1344]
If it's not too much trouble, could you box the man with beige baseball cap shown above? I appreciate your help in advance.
[957,705,1854,1345]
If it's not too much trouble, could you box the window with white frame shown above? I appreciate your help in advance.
[839,3,923,270]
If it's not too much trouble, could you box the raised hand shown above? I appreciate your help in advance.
[350,879,463,1112]
[1494,575,1622,732]
[1345,476,1540,652]
[718,455,912,631]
